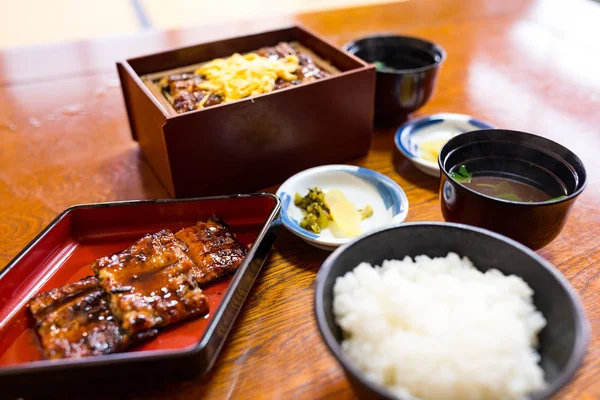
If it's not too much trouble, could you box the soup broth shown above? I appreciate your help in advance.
[463,176,552,202]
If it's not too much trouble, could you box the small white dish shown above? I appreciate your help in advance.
[395,113,495,177]
[276,165,409,251]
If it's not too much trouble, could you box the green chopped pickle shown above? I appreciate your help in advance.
[359,204,373,220]
[295,187,331,234]
[295,187,373,234]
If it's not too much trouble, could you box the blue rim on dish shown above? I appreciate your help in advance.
[276,165,409,248]
[395,113,495,160]
[394,113,495,176]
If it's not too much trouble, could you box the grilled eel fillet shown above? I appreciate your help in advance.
[175,217,246,287]
[28,276,128,359]
[256,42,330,86]
[163,41,330,113]
[91,230,210,337]
[29,217,245,359]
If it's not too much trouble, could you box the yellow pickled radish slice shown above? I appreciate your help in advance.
[419,138,449,162]
[324,189,362,237]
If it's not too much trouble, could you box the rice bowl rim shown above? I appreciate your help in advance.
[314,221,590,400]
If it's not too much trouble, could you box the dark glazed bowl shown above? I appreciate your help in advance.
[343,35,445,127]
[439,129,587,250]
[314,222,589,400]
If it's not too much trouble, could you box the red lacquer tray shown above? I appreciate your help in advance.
[0,194,281,396]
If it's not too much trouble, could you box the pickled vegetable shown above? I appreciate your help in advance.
[419,138,449,163]
[294,187,331,233]
[359,204,373,220]
[324,189,362,237]
[294,187,374,235]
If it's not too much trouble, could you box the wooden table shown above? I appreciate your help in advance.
[1,0,599,398]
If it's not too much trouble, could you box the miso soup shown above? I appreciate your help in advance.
[464,176,551,202]
[448,164,565,202]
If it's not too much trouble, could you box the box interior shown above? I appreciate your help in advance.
[0,196,277,367]
[140,41,343,116]
[125,26,368,117]
[127,26,366,79]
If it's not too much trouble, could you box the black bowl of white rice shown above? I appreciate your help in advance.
[314,222,589,400]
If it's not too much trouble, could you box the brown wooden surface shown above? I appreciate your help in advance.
[1,0,599,398]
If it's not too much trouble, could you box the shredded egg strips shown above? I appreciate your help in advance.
[192,52,300,108]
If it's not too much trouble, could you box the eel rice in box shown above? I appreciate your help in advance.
[160,42,331,114]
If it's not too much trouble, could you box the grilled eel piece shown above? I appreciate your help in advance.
[28,276,149,359]
[160,73,222,113]
[257,42,330,89]
[175,217,246,287]
[162,42,330,113]
[91,230,210,337]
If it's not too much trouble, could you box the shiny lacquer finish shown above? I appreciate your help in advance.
[344,35,446,127]
[439,129,587,250]
[0,0,599,398]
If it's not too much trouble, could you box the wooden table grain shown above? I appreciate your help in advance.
[1,0,599,398]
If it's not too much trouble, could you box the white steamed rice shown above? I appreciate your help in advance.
[333,252,547,400]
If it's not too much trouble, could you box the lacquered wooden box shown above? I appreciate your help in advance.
[117,25,375,198]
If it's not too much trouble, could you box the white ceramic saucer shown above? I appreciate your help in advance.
[395,113,495,177]
[276,165,409,251]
